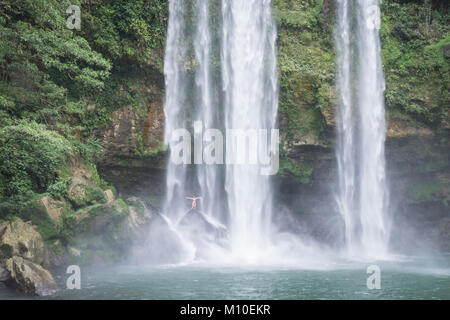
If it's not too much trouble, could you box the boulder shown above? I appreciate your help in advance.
[74,199,129,235]
[39,196,67,227]
[107,197,153,243]
[67,168,106,207]
[104,189,115,204]
[0,218,48,266]
[6,256,57,296]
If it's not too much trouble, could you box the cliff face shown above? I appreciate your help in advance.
[95,0,448,171]
[94,0,449,251]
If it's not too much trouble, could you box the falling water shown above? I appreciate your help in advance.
[163,0,190,226]
[335,0,390,258]
[162,0,279,262]
[221,0,279,260]
[336,0,356,252]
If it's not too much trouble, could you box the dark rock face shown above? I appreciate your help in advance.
[386,136,450,252]
[97,94,165,167]
[0,263,10,282]
[97,129,449,253]
[98,166,167,210]
[276,134,449,252]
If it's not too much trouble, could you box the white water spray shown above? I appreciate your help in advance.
[221,0,279,260]
[335,0,390,259]
[159,0,335,267]
[162,0,289,264]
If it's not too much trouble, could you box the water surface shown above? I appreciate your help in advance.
[1,257,449,300]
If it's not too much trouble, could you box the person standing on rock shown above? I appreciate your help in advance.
[186,196,202,211]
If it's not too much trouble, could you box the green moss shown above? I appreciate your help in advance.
[126,198,146,217]
[279,157,315,184]
[19,198,59,241]
[46,239,63,257]
[114,199,129,218]
[275,0,334,146]
[86,186,107,204]
[85,204,106,219]
[407,181,448,202]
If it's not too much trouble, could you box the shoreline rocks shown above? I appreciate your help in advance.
[5,256,57,296]
[0,218,56,296]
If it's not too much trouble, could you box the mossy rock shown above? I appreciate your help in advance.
[278,157,315,184]
[68,183,107,208]
[71,199,130,235]
[19,198,59,241]
[125,197,146,217]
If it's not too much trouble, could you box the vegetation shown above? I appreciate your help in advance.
[0,1,448,230]
[381,0,449,130]
[0,0,167,217]
[274,0,334,147]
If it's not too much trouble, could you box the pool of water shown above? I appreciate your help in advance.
[1,256,450,300]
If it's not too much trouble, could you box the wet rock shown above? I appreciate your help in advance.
[107,197,154,244]
[45,240,66,268]
[0,218,48,266]
[74,200,129,235]
[5,256,57,296]
[98,95,165,166]
[387,120,434,138]
[0,263,10,282]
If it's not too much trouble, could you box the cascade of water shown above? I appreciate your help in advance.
[335,0,357,253]
[221,0,279,259]
[356,0,389,256]
[162,0,279,262]
[193,0,223,223]
[335,0,390,258]
[163,0,190,225]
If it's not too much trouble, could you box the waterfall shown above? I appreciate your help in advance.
[162,0,279,262]
[335,0,390,258]
[221,0,278,259]
[336,0,356,251]
[163,0,190,225]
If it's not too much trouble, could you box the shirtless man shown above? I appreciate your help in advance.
[186,196,202,210]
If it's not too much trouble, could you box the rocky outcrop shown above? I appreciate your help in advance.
[0,219,48,266]
[64,197,155,265]
[5,256,57,296]
[98,85,165,167]
[67,167,106,208]
[0,218,56,296]
[39,196,67,227]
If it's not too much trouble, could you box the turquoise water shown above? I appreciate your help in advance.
[1,257,450,300]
